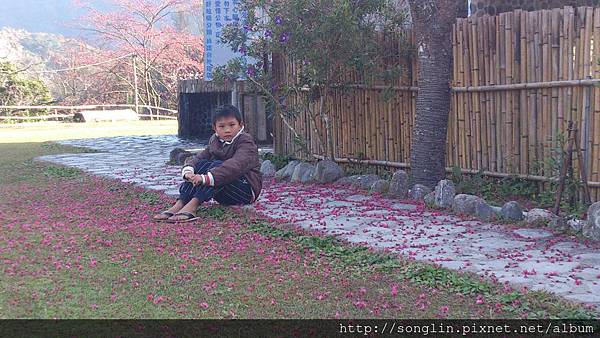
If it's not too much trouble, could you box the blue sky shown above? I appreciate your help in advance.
[0,0,473,37]
[0,0,103,37]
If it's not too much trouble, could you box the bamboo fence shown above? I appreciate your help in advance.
[273,6,600,202]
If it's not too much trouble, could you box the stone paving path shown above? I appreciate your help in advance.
[37,135,600,311]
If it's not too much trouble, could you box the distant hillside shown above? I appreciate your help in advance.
[0,27,80,72]
[0,27,85,100]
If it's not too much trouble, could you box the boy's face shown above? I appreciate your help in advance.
[214,116,243,142]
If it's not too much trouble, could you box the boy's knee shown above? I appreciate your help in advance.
[194,159,223,173]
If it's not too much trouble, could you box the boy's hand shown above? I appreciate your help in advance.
[190,174,203,186]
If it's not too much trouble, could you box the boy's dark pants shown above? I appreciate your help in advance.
[178,160,253,205]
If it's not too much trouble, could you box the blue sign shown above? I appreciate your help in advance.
[203,0,242,80]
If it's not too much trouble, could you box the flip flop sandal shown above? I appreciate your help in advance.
[167,211,199,223]
[153,211,174,222]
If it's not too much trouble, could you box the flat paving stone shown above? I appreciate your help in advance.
[575,253,600,266]
[550,242,589,253]
[345,195,372,202]
[469,237,531,251]
[518,261,580,275]
[35,134,600,312]
[437,260,470,270]
[145,185,173,191]
[390,203,418,211]
[513,228,553,239]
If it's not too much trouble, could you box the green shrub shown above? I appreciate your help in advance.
[261,153,291,170]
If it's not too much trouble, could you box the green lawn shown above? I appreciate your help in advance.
[0,123,596,319]
[0,120,177,143]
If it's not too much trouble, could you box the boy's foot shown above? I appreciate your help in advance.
[153,211,175,221]
[167,211,198,223]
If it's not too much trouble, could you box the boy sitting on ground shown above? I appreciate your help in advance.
[153,104,263,222]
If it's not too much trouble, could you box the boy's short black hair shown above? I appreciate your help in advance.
[213,104,243,125]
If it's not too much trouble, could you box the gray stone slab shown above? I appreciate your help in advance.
[468,236,531,251]
[475,259,511,271]
[550,242,589,253]
[518,261,580,275]
[390,203,418,211]
[437,260,470,270]
[305,198,326,205]
[343,233,376,244]
[345,194,371,202]
[494,274,541,287]
[563,292,600,303]
[513,228,553,239]
[574,267,600,280]
[575,253,600,266]
[529,279,577,295]
[145,185,171,191]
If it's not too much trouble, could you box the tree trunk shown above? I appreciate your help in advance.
[408,0,466,188]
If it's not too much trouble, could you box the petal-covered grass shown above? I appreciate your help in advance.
[0,142,596,319]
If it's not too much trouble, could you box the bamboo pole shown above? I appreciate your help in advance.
[505,11,514,172]
[481,15,490,171]
[551,9,561,165]
[513,10,522,172]
[499,12,507,172]
[594,9,600,201]
[541,10,550,170]
[472,15,482,170]
[458,19,467,168]
[528,11,536,175]
[520,10,529,174]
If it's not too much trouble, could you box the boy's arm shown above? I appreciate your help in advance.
[205,136,259,186]
[181,137,213,180]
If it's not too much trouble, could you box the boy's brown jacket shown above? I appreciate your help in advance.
[184,132,262,201]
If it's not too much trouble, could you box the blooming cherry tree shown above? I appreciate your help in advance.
[52,0,204,109]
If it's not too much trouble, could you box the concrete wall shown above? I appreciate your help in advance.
[470,0,600,16]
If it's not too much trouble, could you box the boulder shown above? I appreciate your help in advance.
[388,170,409,198]
[170,147,192,165]
[291,162,315,183]
[275,160,301,181]
[177,152,192,165]
[434,179,455,209]
[582,202,600,241]
[525,208,560,228]
[370,180,390,193]
[500,201,524,221]
[452,194,494,220]
[354,174,380,190]
[260,160,277,177]
[424,191,435,206]
[312,159,344,183]
[474,201,495,221]
[452,194,483,214]
[333,176,355,186]
[409,184,432,200]
[300,167,315,183]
